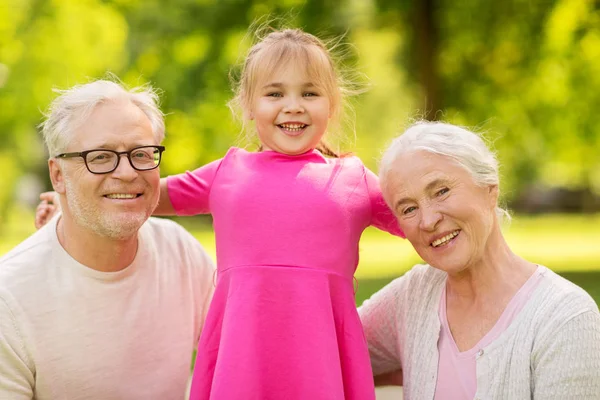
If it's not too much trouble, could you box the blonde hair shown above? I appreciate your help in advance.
[41,78,164,157]
[229,26,360,157]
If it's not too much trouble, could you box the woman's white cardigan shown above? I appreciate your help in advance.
[358,264,600,400]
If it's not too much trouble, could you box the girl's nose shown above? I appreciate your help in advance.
[283,96,304,113]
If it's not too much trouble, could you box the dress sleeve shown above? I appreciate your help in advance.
[0,296,35,399]
[532,308,600,399]
[166,157,224,216]
[363,166,405,238]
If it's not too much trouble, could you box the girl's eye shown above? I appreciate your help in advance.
[303,92,318,97]
[436,188,449,196]
[403,206,417,215]
[267,92,282,98]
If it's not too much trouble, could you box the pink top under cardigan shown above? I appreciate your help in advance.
[434,266,544,399]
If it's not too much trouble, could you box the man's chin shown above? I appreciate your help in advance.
[97,213,150,240]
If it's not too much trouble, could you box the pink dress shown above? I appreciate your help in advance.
[167,147,403,400]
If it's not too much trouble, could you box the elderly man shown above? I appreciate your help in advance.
[0,80,215,399]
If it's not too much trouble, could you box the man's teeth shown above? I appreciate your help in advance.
[106,194,137,199]
[279,123,306,131]
[432,231,459,247]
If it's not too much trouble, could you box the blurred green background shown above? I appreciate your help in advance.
[1,0,599,303]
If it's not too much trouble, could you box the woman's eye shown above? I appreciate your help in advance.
[437,188,449,196]
[403,206,417,215]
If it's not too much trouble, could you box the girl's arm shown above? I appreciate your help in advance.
[35,192,60,229]
[363,166,405,238]
[154,178,176,215]
[165,157,224,216]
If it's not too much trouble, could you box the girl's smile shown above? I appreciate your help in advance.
[251,63,331,155]
[277,121,309,137]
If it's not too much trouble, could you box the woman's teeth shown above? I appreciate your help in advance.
[432,230,459,247]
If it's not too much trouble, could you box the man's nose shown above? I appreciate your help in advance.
[111,155,138,181]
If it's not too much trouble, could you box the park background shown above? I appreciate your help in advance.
[2,1,600,317]
[1,1,600,398]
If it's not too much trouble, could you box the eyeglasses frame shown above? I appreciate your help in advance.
[55,145,166,175]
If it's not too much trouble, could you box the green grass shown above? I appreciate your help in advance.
[2,208,600,305]
[160,213,600,306]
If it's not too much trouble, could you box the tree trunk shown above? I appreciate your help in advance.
[414,0,440,120]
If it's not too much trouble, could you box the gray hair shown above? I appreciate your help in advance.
[41,79,165,156]
[380,121,510,220]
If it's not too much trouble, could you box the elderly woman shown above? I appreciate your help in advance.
[359,121,600,399]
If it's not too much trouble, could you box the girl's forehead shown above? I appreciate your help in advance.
[255,60,311,83]
[252,44,332,86]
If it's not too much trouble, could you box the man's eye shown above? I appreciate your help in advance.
[88,153,113,163]
[132,151,152,159]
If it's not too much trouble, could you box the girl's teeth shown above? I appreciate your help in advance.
[280,124,305,132]
[432,231,459,247]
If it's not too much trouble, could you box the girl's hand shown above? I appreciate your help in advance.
[35,191,60,229]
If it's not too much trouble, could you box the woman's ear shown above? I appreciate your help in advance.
[488,184,499,207]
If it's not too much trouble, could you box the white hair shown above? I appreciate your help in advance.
[380,121,510,221]
[40,79,165,156]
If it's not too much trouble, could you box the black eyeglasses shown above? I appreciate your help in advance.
[55,145,166,174]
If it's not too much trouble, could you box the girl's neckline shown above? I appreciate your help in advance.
[237,147,326,160]
[258,148,320,157]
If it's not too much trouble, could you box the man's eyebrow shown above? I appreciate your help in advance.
[85,142,149,150]
[84,143,114,150]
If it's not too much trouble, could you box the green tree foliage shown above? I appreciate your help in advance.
[1,0,599,225]
[0,0,128,227]
[375,0,600,203]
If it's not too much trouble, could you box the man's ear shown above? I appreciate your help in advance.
[48,159,66,194]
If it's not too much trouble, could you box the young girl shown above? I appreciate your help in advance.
[37,28,405,399]
[155,28,405,400]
